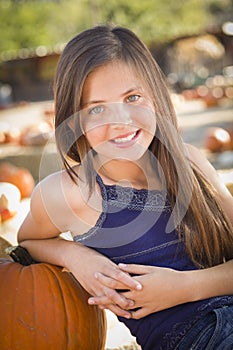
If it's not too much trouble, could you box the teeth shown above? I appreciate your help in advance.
[113,132,137,143]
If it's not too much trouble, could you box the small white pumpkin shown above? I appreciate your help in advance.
[0,182,21,221]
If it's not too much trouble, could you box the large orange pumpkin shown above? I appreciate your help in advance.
[0,258,106,350]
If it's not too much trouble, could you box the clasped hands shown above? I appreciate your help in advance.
[87,263,189,319]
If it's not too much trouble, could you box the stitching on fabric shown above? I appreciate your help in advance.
[111,239,180,261]
[205,308,222,349]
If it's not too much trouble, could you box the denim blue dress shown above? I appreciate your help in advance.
[73,174,233,349]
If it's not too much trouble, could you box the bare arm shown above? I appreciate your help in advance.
[17,173,141,318]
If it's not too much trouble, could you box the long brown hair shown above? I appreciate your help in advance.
[54,24,233,268]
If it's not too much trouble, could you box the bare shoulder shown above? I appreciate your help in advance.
[184,143,222,183]
[30,167,101,236]
[184,143,211,170]
[18,170,79,241]
[32,167,85,211]
[18,167,98,241]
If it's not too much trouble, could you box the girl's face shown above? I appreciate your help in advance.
[80,61,156,161]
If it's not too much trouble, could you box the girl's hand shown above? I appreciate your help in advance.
[81,259,233,319]
[89,263,189,319]
[119,261,233,319]
[119,264,188,319]
[65,246,142,318]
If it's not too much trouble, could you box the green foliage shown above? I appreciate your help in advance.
[0,0,232,55]
[0,0,91,53]
[98,0,210,44]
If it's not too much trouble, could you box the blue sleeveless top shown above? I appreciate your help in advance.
[73,174,233,350]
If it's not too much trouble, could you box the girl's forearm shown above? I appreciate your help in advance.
[19,237,88,270]
[185,259,233,302]
[19,237,142,307]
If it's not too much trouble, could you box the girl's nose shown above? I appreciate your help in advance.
[109,103,133,126]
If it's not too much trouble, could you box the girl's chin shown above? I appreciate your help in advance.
[94,149,147,162]
[92,138,151,162]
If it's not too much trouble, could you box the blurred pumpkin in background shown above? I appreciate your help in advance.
[20,122,53,146]
[0,162,35,198]
[0,122,21,144]
[228,129,233,150]
[204,127,232,153]
[0,182,21,222]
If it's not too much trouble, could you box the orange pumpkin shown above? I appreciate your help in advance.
[0,259,106,350]
[228,129,233,150]
[0,162,35,198]
[204,127,231,153]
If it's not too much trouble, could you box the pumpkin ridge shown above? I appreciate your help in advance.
[36,263,68,348]
[18,263,37,348]
[50,265,91,348]
[46,264,70,347]
[0,260,20,348]
[29,263,54,350]
[31,264,38,349]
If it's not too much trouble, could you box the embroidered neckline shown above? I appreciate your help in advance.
[73,173,170,243]
[96,173,170,212]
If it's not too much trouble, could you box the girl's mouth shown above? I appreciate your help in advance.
[110,130,140,146]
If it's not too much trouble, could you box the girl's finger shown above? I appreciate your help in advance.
[88,295,111,305]
[130,307,147,320]
[118,263,153,275]
[103,304,132,319]
[94,272,129,290]
[120,292,140,309]
[89,289,135,309]
[105,268,142,291]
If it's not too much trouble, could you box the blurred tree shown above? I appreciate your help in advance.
[0,0,92,53]
[98,0,209,44]
[100,0,233,44]
[0,0,232,54]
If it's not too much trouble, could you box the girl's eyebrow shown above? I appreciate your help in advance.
[82,99,105,108]
[122,86,143,95]
[82,86,143,108]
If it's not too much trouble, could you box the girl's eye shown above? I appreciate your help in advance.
[89,105,104,115]
[127,94,140,103]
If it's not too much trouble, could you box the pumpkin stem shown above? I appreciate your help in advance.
[5,246,37,266]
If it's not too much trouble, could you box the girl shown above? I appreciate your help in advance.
[18,25,233,349]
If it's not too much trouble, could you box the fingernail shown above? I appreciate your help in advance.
[124,313,131,319]
[129,300,134,307]
[118,263,127,268]
[88,299,95,305]
[136,283,142,290]
[94,272,99,279]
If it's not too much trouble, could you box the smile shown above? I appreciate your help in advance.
[110,130,140,146]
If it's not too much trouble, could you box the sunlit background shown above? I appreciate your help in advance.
[0,0,233,103]
[0,1,233,348]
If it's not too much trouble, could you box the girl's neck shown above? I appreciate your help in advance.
[94,155,161,190]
